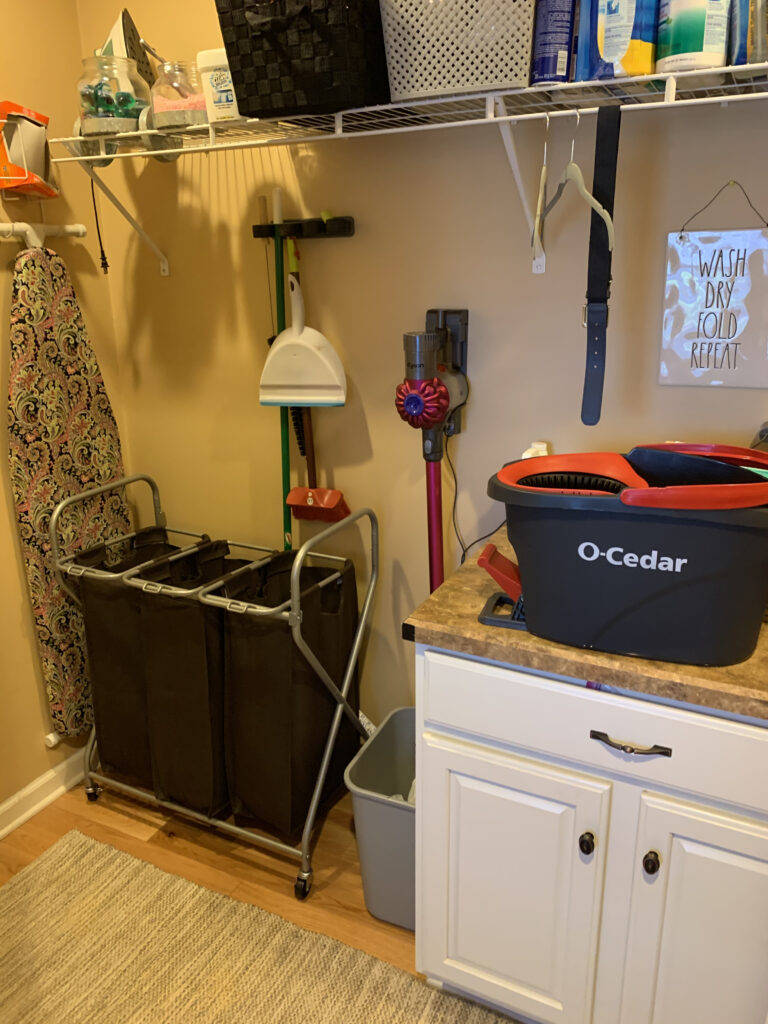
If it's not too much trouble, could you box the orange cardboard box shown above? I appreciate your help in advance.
[0,101,59,199]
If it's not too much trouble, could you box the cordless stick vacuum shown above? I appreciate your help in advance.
[396,310,468,592]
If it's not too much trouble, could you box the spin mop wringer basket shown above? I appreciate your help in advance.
[484,446,768,667]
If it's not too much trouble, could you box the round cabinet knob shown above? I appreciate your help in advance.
[643,850,661,875]
[578,831,595,856]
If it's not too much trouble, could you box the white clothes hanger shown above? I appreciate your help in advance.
[541,113,615,252]
[531,114,549,274]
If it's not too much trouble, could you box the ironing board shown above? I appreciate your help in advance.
[7,248,130,736]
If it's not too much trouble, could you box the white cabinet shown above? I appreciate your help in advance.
[415,648,768,1024]
[620,792,768,1024]
[419,731,610,1024]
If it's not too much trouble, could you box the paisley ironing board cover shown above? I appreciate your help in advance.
[7,248,131,736]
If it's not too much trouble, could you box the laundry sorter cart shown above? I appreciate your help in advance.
[50,474,378,899]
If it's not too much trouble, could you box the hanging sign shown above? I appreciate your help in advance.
[659,228,768,388]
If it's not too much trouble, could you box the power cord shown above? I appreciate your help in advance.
[444,433,468,560]
[90,180,109,274]
[444,422,504,565]
[461,522,505,563]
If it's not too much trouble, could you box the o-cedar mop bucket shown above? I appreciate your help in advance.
[485,450,768,666]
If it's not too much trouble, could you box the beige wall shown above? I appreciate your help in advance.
[3,0,768,800]
[0,1,127,801]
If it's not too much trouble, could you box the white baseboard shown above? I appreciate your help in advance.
[0,749,85,840]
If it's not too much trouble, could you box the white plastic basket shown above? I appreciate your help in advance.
[379,0,536,102]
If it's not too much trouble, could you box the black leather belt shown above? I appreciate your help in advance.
[581,105,622,426]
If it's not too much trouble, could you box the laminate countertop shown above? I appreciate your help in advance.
[403,529,768,723]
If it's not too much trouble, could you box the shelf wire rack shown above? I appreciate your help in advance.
[50,64,768,166]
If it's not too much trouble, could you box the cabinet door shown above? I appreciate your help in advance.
[418,731,611,1024]
[620,792,768,1024]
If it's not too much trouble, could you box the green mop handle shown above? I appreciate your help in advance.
[274,221,292,551]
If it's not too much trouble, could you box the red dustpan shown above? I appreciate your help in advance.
[287,485,350,522]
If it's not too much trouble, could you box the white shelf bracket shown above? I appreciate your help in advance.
[664,76,677,104]
[494,98,535,242]
[63,141,170,276]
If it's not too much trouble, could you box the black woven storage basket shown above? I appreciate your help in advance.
[215,0,391,119]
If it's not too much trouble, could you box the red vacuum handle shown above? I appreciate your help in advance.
[620,482,768,510]
[478,544,522,601]
[638,442,768,471]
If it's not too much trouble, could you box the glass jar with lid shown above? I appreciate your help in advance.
[151,62,207,128]
[77,56,150,135]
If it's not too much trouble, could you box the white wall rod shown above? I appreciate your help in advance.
[63,142,170,277]
[0,221,87,249]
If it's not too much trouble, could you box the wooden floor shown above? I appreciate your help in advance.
[0,785,416,975]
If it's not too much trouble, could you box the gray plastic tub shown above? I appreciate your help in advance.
[344,706,415,931]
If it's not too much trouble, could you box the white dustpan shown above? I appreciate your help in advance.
[259,274,346,407]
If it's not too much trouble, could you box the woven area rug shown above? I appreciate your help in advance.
[0,831,512,1024]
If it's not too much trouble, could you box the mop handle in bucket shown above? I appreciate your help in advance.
[620,482,768,510]
[638,442,768,471]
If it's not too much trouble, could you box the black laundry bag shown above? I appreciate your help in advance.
[136,541,252,818]
[223,550,361,839]
[215,0,391,119]
[76,527,180,790]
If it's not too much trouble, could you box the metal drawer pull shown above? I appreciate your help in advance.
[590,730,672,758]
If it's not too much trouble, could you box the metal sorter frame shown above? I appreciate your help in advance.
[50,474,379,899]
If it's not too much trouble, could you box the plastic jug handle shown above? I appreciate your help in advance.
[478,544,522,601]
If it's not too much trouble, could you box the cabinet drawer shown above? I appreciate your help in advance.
[420,650,768,816]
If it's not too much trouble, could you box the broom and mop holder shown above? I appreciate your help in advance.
[50,474,378,900]
[253,195,356,545]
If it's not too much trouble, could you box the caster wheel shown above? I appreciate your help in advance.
[294,876,311,900]
[85,787,100,802]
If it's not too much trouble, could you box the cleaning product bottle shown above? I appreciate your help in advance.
[729,0,751,61]
[531,0,579,83]
[729,0,768,65]
[656,0,732,71]
[574,0,658,79]
[197,48,241,122]
[748,0,768,60]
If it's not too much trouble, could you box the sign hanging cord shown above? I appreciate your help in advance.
[679,180,768,239]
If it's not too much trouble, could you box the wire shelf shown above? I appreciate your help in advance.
[50,63,768,165]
